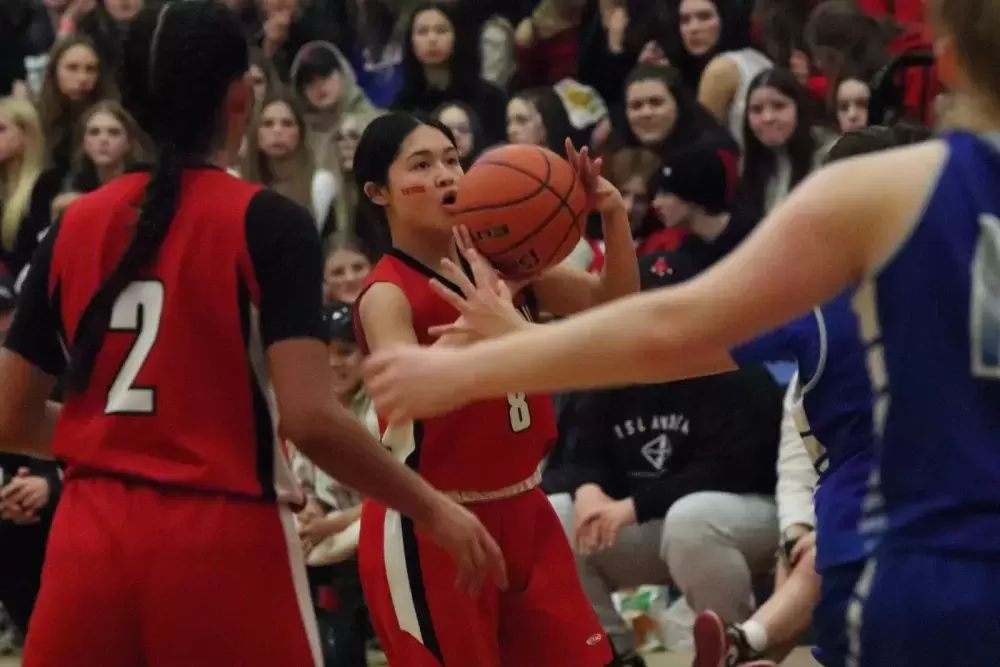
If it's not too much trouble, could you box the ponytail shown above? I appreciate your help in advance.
[64,144,182,393]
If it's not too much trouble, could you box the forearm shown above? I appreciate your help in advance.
[461,290,731,400]
[2,401,60,459]
[434,317,536,347]
[752,548,820,650]
[595,208,639,302]
[297,409,441,525]
[432,332,472,347]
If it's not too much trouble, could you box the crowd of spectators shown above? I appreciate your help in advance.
[0,0,937,663]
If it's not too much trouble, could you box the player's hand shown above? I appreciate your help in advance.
[364,346,472,422]
[592,175,627,217]
[428,226,530,341]
[788,529,816,567]
[417,493,508,595]
[565,139,604,214]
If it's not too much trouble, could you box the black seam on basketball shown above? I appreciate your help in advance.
[449,176,548,214]
[472,150,584,258]
[540,208,587,269]
[534,153,584,267]
[476,155,567,258]
[474,150,582,219]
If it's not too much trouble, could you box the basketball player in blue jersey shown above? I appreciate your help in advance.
[363,0,1000,664]
[691,125,929,667]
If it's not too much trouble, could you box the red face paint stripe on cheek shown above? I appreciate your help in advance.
[401,186,426,195]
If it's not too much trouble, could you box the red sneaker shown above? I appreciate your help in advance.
[691,611,777,667]
[692,611,727,667]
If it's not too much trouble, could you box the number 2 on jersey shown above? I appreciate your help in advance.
[105,281,164,415]
[507,393,532,432]
[972,214,1000,379]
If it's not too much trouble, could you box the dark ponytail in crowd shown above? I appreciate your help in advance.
[352,112,457,259]
[64,1,249,393]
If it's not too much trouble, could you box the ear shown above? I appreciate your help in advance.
[364,181,389,206]
[934,35,960,92]
[227,75,254,119]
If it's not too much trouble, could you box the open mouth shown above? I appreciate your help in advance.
[441,190,458,206]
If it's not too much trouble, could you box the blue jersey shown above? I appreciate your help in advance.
[853,131,1000,554]
[732,294,876,570]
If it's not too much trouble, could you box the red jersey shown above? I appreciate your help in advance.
[354,249,557,492]
[6,168,328,502]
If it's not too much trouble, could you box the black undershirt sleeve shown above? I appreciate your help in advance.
[4,221,67,377]
[244,189,326,347]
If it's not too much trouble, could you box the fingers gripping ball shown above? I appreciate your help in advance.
[452,145,588,280]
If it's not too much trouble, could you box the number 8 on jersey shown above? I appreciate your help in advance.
[507,393,531,432]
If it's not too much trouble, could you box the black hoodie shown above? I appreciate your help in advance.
[563,365,781,523]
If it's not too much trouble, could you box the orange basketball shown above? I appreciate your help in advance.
[452,144,588,280]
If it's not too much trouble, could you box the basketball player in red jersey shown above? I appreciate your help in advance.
[0,5,504,667]
[351,112,640,666]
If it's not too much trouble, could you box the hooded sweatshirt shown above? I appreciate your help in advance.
[291,41,384,234]
[563,366,782,523]
[291,40,384,172]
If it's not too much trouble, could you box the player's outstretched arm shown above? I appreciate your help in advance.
[270,338,507,593]
[252,191,506,592]
[451,145,942,395]
[364,144,945,419]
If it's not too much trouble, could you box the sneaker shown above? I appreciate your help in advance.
[692,611,727,667]
[691,611,776,667]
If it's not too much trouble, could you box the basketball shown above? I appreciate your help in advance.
[452,144,589,280]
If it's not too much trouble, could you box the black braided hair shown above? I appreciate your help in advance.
[64,1,249,393]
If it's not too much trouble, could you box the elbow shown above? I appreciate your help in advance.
[279,402,330,452]
[636,305,734,382]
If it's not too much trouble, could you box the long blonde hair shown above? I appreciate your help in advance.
[0,97,45,250]
[242,90,316,211]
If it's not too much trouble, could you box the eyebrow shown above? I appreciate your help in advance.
[405,146,459,160]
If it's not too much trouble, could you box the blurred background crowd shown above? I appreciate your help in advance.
[0,0,937,663]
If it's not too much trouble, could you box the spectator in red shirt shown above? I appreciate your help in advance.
[644,142,734,255]
[806,0,936,124]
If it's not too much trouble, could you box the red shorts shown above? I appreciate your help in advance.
[22,476,321,667]
[359,487,612,667]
